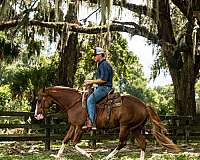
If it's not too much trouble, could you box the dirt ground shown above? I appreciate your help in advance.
[1,140,200,158]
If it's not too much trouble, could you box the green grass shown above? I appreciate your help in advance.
[0,141,200,160]
[0,154,54,160]
[0,153,200,160]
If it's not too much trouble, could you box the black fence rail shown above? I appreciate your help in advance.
[0,111,193,150]
[0,111,68,150]
[157,115,192,143]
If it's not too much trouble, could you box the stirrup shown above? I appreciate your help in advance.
[82,125,88,129]
[91,122,97,130]
[91,126,97,130]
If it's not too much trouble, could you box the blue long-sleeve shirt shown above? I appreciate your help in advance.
[97,59,113,87]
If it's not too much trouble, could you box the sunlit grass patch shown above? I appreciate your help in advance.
[0,153,55,160]
[1,141,200,160]
[148,153,200,160]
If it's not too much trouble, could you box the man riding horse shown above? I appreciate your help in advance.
[34,48,180,159]
[82,47,113,130]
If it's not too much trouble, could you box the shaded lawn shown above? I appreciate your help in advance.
[0,141,200,160]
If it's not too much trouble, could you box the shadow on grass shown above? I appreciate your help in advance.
[1,141,200,160]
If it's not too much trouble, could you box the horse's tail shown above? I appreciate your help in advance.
[146,106,180,153]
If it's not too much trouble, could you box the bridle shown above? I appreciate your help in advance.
[39,91,82,113]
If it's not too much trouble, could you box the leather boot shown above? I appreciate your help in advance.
[82,119,97,130]
[82,118,92,130]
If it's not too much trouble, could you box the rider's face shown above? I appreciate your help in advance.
[94,54,101,62]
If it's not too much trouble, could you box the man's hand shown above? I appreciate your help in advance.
[84,80,93,85]
[84,79,106,86]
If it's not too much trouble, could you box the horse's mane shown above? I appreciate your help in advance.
[46,86,81,94]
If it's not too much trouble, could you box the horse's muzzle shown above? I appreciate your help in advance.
[34,114,44,120]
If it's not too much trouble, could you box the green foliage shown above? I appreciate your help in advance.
[2,54,58,98]
[146,85,175,115]
[150,48,169,80]
[0,85,11,110]
[195,80,200,113]
[108,33,148,100]
[27,40,43,58]
[0,85,30,112]
[0,32,20,63]
[195,80,200,99]
[74,36,96,88]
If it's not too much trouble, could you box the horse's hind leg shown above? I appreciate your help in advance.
[104,126,129,160]
[132,130,146,160]
[72,125,92,159]
[56,125,75,157]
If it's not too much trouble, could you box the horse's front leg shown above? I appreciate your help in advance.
[52,125,75,158]
[73,125,92,159]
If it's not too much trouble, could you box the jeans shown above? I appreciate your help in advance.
[87,86,112,124]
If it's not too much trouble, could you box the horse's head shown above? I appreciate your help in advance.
[34,88,53,120]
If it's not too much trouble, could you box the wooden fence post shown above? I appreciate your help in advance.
[185,117,191,143]
[45,116,51,150]
[172,117,177,144]
[24,115,29,134]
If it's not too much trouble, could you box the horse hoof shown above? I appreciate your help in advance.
[86,153,93,159]
[102,156,111,160]
[50,154,60,159]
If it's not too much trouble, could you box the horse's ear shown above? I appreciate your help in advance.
[41,87,47,96]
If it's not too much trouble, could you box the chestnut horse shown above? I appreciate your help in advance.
[34,86,180,160]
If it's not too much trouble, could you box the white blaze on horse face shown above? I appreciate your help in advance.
[35,114,44,120]
[34,101,44,120]
[34,101,39,117]
[35,114,43,120]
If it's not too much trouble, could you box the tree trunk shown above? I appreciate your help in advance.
[171,54,196,117]
[157,0,197,117]
[169,23,196,117]
[58,33,80,87]
[58,2,80,87]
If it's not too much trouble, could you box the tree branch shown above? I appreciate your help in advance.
[112,20,158,43]
[112,20,140,28]
[171,0,193,21]
[0,19,158,43]
[113,1,157,22]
